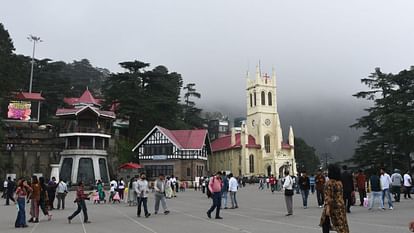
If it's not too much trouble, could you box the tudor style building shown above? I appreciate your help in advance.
[210,67,297,178]
[132,126,211,180]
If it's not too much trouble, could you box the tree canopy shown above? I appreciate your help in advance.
[351,67,414,172]
[294,137,321,173]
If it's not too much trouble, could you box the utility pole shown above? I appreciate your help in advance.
[27,35,42,93]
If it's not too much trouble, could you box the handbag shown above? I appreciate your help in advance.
[284,189,294,196]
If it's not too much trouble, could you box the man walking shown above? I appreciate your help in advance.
[368,172,383,210]
[221,172,229,209]
[5,177,15,205]
[298,171,310,209]
[153,174,170,215]
[136,173,151,218]
[341,165,354,213]
[207,171,223,219]
[315,169,325,208]
[356,169,367,206]
[56,178,68,210]
[68,181,91,224]
[2,178,7,199]
[391,169,403,202]
[403,171,412,199]
[228,173,239,209]
[380,168,393,210]
[47,177,57,209]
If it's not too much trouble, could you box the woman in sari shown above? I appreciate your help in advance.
[39,177,52,221]
[165,177,173,199]
[97,180,106,204]
[320,164,349,233]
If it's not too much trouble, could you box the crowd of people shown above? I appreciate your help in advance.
[3,166,414,232]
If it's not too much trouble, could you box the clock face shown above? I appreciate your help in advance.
[265,119,271,126]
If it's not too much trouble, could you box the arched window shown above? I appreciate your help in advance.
[249,154,254,173]
[268,92,272,106]
[261,91,266,105]
[254,92,257,106]
[250,93,253,107]
[264,134,271,153]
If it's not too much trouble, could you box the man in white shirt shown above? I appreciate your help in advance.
[228,173,239,209]
[1,179,7,198]
[56,179,68,210]
[380,168,393,210]
[403,171,412,199]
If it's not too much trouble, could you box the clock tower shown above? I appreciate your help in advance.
[244,65,296,176]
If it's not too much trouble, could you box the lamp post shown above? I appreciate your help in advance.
[27,35,42,93]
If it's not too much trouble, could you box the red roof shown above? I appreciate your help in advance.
[211,133,261,152]
[56,105,116,118]
[63,89,101,106]
[158,126,208,149]
[282,142,293,149]
[132,126,209,151]
[14,92,45,101]
[118,162,142,169]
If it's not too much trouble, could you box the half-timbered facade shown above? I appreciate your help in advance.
[132,126,211,181]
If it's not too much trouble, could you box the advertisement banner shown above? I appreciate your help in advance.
[7,101,31,121]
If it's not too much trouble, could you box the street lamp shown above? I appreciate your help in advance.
[27,35,42,93]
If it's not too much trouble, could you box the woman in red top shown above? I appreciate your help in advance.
[15,178,32,228]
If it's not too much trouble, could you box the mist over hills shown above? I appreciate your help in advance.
[201,97,367,162]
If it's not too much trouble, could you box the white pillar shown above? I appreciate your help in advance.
[50,164,60,181]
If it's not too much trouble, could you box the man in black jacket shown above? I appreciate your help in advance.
[341,165,354,213]
[298,171,310,209]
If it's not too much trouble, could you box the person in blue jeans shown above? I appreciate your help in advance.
[380,168,393,210]
[221,172,229,209]
[298,171,310,208]
[369,173,384,210]
[15,178,32,228]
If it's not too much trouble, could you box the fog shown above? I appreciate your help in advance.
[2,0,414,160]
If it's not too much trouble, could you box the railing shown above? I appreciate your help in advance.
[60,126,111,135]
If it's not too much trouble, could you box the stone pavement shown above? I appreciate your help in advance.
[0,185,412,233]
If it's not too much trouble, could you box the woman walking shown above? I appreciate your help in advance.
[39,177,52,221]
[282,170,294,216]
[320,164,349,233]
[29,176,40,223]
[97,180,106,204]
[15,178,32,228]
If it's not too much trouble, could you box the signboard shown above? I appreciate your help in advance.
[153,155,167,160]
[7,101,31,121]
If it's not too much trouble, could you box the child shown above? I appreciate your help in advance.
[109,183,115,203]
[112,191,121,203]
[92,191,100,204]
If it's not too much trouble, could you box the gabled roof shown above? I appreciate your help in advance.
[211,133,261,152]
[63,89,101,106]
[132,125,209,151]
[14,92,45,101]
[56,105,115,118]
[282,142,293,149]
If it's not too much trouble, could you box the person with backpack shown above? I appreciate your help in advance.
[206,171,223,219]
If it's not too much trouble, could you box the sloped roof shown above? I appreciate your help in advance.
[118,162,142,169]
[211,133,261,152]
[56,105,115,118]
[282,142,293,149]
[63,89,101,106]
[132,125,209,151]
[14,92,45,101]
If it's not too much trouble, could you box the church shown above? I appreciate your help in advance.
[210,67,297,178]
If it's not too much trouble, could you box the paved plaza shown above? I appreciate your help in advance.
[0,185,412,233]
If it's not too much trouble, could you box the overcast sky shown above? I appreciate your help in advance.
[2,1,414,147]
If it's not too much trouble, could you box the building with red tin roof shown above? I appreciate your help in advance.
[55,88,115,185]
[210,67,297,178]
[132,125,211,181]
